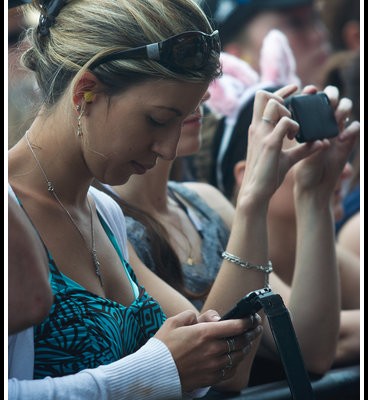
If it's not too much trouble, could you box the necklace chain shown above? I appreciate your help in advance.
[25,131,103,287]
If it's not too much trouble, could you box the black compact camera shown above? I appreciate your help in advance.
[286,92,339,143]
[220,287,271,320]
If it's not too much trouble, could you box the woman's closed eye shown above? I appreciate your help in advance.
[149,117,167,127]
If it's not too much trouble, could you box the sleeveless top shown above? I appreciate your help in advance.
[8,185,166,379]
[125,181,230,309]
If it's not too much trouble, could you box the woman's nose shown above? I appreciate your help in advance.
[152,127,181,161]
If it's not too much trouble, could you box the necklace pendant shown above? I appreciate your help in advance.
[92,250,103,287]
[47,182,55,193]
[187,256,194,266]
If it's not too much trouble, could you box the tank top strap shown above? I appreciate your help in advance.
[167,185,204,238]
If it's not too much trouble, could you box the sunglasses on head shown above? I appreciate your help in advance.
[89,30,220,73]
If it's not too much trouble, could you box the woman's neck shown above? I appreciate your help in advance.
[8,119,92,206]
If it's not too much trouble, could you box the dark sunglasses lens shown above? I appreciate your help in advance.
[173,35,208,68]
[162,32,219,71]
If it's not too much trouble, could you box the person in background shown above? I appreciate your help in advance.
[199,0,332,89]
[323,51,360,260]
[8,0,261,397]
[204,49,360,379]
[93,50,359,391]
[317,0,360,260]
[319,0,360,53]
[177,0,333,184]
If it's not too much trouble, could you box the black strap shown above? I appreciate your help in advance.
[257,290,316,400]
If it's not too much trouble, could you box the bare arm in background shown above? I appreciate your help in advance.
[8,194,53,334]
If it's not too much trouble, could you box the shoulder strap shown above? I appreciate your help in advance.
[167,185,204,238]
[257,289,316,400]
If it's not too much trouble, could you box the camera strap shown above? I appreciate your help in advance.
[257,289,316,400]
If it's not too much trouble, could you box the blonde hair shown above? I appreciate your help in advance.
[21,0,221,106]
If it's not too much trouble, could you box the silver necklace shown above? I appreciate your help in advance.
[25,131,103,287]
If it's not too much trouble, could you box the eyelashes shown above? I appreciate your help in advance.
[148,117,167,127]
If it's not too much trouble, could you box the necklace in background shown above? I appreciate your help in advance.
[25,131,104,287]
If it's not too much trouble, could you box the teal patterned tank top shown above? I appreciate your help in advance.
[33,213,166,379]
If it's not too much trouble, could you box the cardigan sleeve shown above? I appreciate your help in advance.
[8,338,183,400]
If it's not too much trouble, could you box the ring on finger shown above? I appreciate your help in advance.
[226,338,232,353]
[225,353,233,369]
[262,116,277,126]
[249,314,255,328]
[227,338,235,353]
[226,338,235,353]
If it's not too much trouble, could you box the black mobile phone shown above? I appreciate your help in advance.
[286,92,339,143]
[220,287,271,320]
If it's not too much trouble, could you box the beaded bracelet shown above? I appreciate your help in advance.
[221,251,273,288]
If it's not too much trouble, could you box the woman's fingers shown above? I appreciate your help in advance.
[335,97,353,131]
[273,83,299,100]
[323,85,340,109]
[339,121,360,142]
[252,86,295,122]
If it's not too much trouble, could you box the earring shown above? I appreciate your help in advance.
[84,91,95,103]
[76,104,84,137]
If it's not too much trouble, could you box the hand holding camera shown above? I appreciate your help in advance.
[286,91,339,143]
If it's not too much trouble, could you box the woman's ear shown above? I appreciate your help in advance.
[233,160,246,188]
[72,71,99,107]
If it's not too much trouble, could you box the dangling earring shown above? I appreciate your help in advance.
[76,104,84,137]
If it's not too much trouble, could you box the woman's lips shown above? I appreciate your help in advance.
[183,115,202,126]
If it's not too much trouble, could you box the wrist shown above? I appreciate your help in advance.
[235,192,269,217]
[221,251,272,288]
[293,186,334,212]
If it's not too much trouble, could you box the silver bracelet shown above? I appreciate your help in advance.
[221,251,273,288]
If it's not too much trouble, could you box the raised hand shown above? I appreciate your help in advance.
[293,85,360,196]
[237,84,325,206]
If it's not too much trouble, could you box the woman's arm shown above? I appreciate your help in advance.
[284,88,360,374]
[334,309,360,367]
[8,336,181,400]
[127,242,198,316]
[8,193,53,335]
[9,310,260,399]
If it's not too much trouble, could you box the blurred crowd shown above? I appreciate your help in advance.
[7,0,361,399]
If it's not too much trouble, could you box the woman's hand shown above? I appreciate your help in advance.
[154,310,262,392]
[293,85,360,197]
[237,84,325,208]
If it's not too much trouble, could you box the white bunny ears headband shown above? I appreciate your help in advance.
[205,29,301,193]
